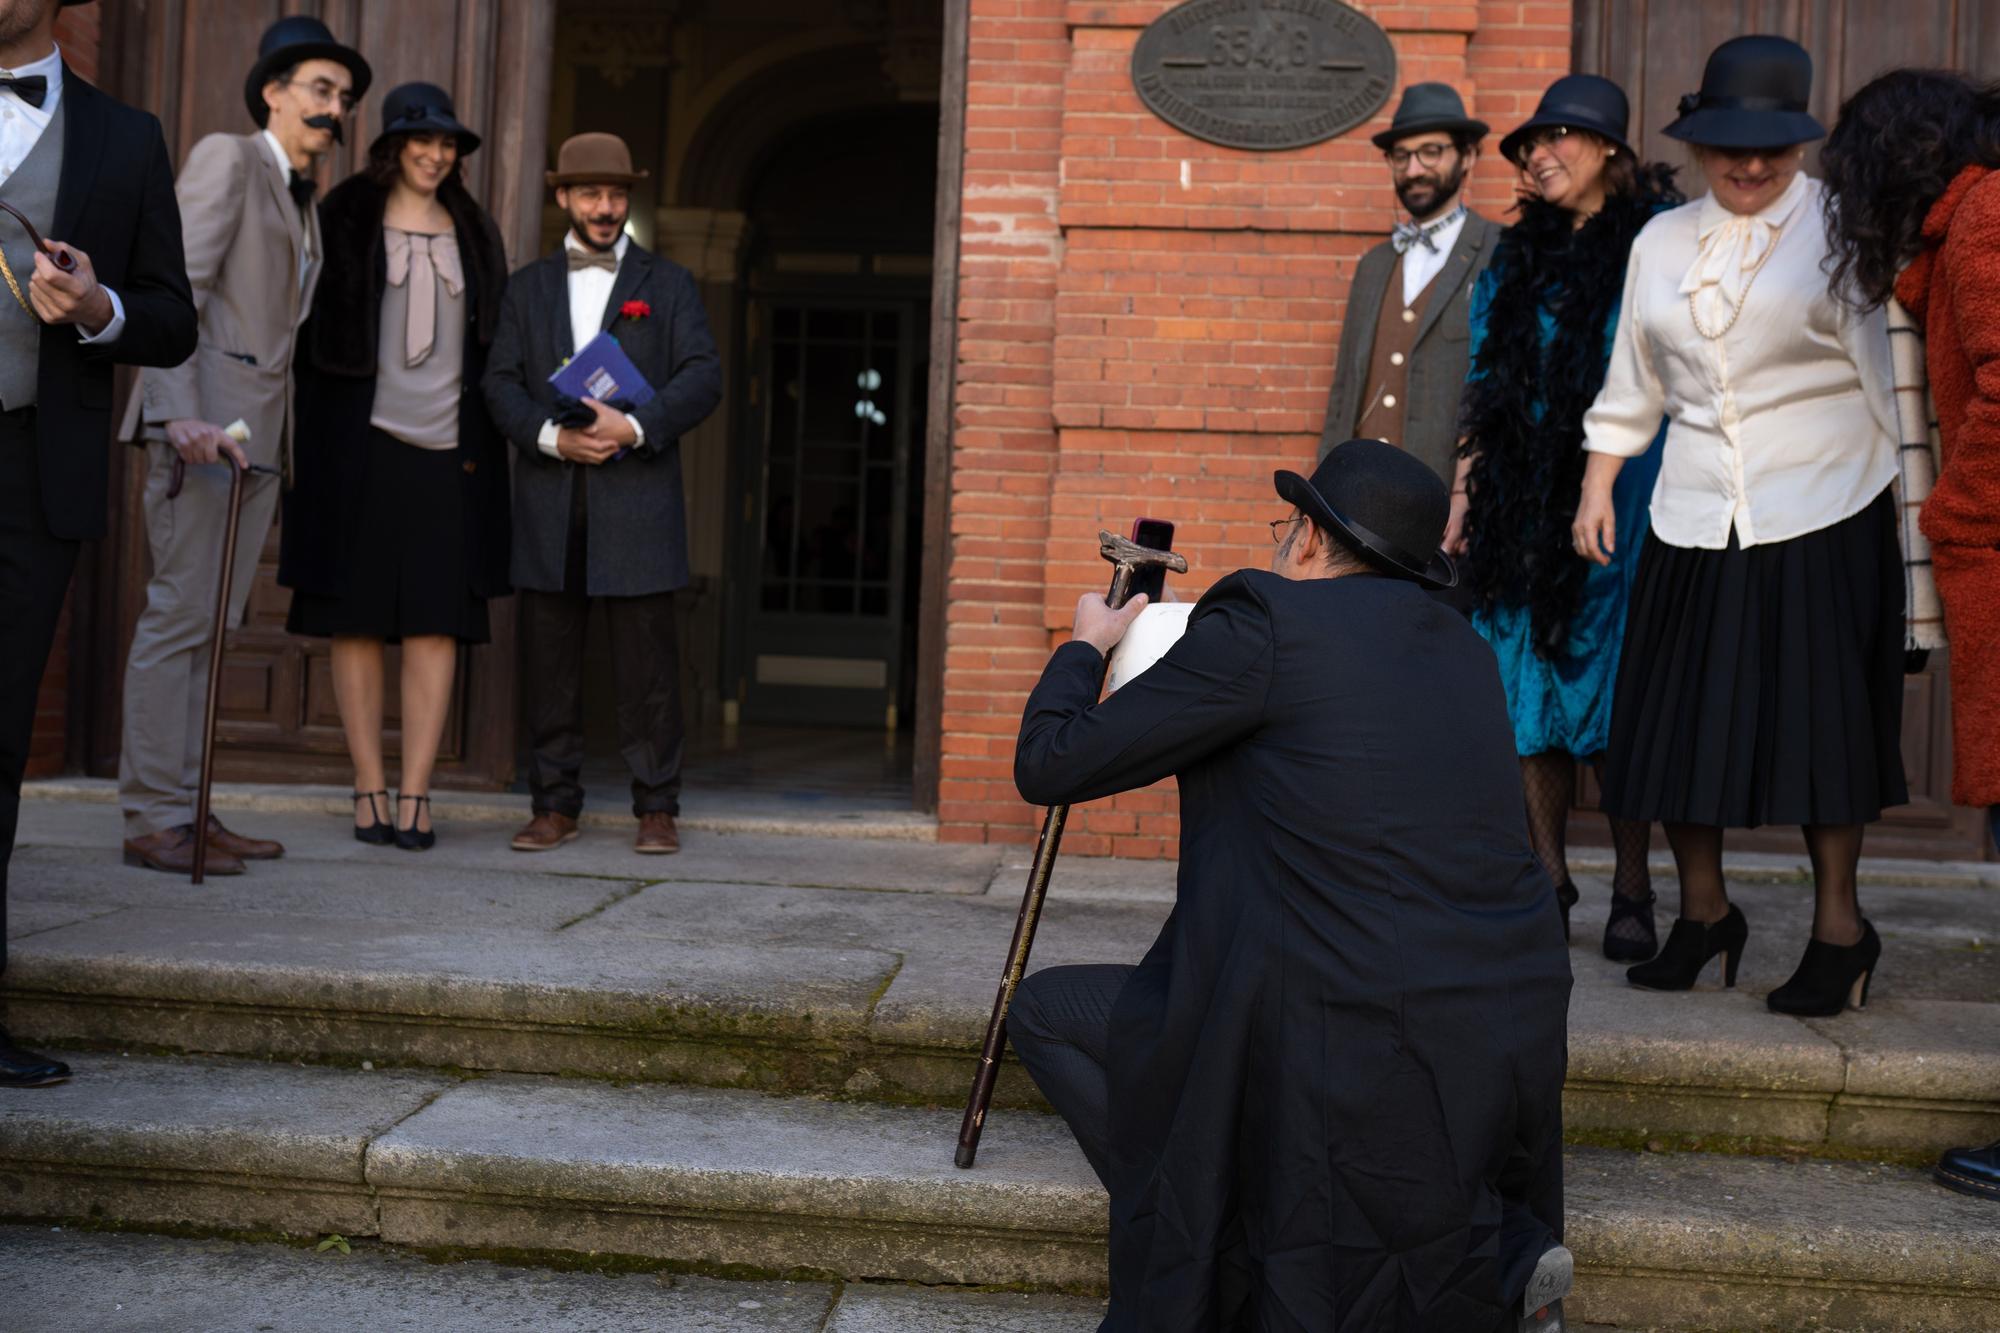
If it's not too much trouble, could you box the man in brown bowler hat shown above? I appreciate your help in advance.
[483,132,721,855]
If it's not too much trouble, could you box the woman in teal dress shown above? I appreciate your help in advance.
[1445,76,1679,961]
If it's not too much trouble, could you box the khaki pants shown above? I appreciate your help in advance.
[117,443,278,837]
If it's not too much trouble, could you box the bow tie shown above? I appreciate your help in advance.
[288,171,317,207]
[1391,204,1464,255]
[567,247,618,273]
[0,74,48,110]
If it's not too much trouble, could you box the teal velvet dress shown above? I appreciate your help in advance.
[1464,270,1663,760]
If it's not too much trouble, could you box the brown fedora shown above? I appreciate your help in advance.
[546,132,649,188]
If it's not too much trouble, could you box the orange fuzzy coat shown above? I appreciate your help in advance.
[1897,165,2000,808]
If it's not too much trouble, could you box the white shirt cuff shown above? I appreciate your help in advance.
[537,419,560,457]
[78,287,126,345]
[625,414,645,447]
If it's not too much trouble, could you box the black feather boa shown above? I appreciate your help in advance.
[1460,165,1681,657]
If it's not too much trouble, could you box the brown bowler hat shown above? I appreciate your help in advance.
[546,132,649,188]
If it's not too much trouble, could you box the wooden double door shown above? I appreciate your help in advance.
[1570,0,1997,857]
[81,0,555,787]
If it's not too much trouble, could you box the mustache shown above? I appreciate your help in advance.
[303,114,344,144]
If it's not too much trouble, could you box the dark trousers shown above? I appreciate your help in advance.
[519,476,684,818]
[1007,962,1134,1190]
[0,410,81,979]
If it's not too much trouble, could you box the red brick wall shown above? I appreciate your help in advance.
[938,0,1572,853]
[26,7,105,780]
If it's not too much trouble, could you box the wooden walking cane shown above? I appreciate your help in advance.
[954,529,1186,1169]
[166,424,273,885]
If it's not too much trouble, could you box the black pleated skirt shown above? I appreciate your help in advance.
[287,428,490,645]
[1600,488,1907,828]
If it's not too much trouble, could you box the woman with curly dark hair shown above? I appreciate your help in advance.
[1822,67,2000,1203]
[1448,75,1680,961]
[278,83,511,851]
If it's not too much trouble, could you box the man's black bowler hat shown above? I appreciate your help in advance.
[1501,74,1634,165]
[243,16,373,128]
[370,82,481,158]
[1273,440,1457,589]
[1371,82,1489,151]
[1663,35,1825,148]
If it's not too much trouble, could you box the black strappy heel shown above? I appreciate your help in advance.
[1602,889,1659,963]
[394,793,435,852]
[1555,880,1580,943]
[353,790,393,846]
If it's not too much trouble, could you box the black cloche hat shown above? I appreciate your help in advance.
[1273,440,1457,589]
[1663,35,1825,148]
[1371,82,1489,151]
[1500,74,1634,165]
[243,16,373,128]
[370,82,481,157]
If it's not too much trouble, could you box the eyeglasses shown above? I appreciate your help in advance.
[1269,514,1304,544]
[1384,142,1454,171]
[282,77,357,114]
[1510,125,1574,165]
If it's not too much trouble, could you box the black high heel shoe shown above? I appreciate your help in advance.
[394,793,435,852]
[1602,889,1658,963]
[353,790,393,846]
[1626,903,1746,991]
[1555,880,1580,943]
[1767,920,1880,1017]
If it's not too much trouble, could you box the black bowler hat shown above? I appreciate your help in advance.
[370,83,481,157]
[242,16,372,128]
[1501,75,1634,165]
[1663,35,1824,148]
[1273,440,1456,589]
[1371,82,1489,151]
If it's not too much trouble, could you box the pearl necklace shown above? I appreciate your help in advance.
[1687,214,1787,341]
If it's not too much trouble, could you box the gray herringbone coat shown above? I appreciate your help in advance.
[1319,211,1500,484]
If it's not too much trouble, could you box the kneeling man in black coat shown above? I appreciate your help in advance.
[1010,439,1572,1333]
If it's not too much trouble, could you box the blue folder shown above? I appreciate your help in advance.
[549,331,655,408]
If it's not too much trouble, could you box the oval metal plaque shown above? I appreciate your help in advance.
[1131,0,1397,152]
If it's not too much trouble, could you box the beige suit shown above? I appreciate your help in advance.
[117,131,321,837]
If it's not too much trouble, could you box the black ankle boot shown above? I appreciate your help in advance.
[1767,920,1880,1017]
[1627,903,1746,992]
[1602,889,1658,963]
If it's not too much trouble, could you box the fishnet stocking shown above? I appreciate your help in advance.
[1803,823,1865,946]
[1605,812,1655,947]
[1519,753,1575,891]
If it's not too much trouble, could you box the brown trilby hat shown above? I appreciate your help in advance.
[547,132,649,188]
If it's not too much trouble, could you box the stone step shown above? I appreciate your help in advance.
[2,1052,1995,1331]
[8,818,1997,1159]
[0,1226,1110,1331]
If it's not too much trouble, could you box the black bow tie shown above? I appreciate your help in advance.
[288,171,317,207]
[0,74,48,110]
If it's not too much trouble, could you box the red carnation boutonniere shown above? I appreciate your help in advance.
[619,299,652,323]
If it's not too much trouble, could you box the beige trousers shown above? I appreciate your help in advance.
[116,442,278,837]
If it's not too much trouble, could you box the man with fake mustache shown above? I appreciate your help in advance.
[1319,83,1500,501]
[116,17,369,875]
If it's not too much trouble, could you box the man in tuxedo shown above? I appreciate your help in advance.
[483,132,721,856]
[116,16,368,875]
[1008,442,1572,1330]
[0,0,197,1087]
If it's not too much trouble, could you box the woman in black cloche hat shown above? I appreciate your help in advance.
[278,83,511,852]
[1451,73,1682,963]
[1573,37,1913,1018]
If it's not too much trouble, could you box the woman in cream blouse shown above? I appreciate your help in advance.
[1572,37,1905,1018]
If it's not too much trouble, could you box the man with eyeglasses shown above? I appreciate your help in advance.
[1320,83,1500,499]
[114,16,370,875]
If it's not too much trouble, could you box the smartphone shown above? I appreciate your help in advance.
[1127,518,1175,604]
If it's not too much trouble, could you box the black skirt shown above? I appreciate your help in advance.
[287,427,491,644]
[1601,487,1907,828]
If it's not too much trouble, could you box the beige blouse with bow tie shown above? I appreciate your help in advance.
[369,225,466,450]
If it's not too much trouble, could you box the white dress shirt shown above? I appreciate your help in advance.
[1400,205,1466,308]
[537,231,644,457]
[1583,174,1898,549]
[0,45,123,344]
[260,128,314,295]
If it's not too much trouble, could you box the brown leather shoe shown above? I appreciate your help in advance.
[510,811,579,852]
[635,812,679,855]
[206,815,284,860]
[122,824,245,876]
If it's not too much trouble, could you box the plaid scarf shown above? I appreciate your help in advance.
[1886,296,1947,651]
